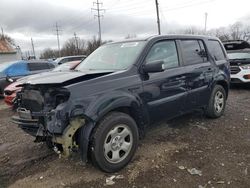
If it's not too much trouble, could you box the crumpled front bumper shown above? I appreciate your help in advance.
[11,108,53,137]
[11,115,39,137]
[12,108,86,158]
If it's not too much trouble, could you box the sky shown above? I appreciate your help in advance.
[0,0,250,56]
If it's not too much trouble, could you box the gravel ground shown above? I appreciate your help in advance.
[0,85,249,188]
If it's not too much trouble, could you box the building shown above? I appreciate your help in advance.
[0,38,21,63]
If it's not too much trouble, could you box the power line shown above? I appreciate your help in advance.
[161,0,213,11]
[91,0,105,41]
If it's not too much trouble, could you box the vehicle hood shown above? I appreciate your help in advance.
[4,80,23,91]
[22,70,114,85]
[0,72,6,79]
[229,58,250,66]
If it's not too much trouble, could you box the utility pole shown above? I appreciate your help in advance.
[55,22,61,57]
[74,32,79,55]
[31,38,36,58]
[204,12,208,33]
[92,0,105,41]
[155,0,161,35]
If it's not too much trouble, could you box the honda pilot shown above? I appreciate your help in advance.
[12,35,230,172]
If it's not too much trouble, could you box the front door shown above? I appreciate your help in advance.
[141,40,187,121]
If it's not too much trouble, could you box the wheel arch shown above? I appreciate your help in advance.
[215,80,229,98]
[77,96,148,163]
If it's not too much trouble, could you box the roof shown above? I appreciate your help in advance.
[107,34,219,45]
[0,39,16,54]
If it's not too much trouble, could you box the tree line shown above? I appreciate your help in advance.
[40,36,106,59]
[2,21,250,59]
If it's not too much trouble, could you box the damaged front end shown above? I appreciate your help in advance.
[12,84,85,157]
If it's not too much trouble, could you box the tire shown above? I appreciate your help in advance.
[90,112,139,172]
[205,85,226,118]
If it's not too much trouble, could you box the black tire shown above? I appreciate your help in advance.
[90,112,139,172]
[205,85,226,118]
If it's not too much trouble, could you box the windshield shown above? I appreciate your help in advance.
[76,41,146,71]
[0,61,17,72]
[53,57,63,64]
[227,52,250,60]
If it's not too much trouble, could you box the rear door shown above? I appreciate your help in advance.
[179,39,213,110]
[141,40,188,121]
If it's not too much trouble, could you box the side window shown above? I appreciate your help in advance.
[181,40,207,65]
[207,40,226,61]
[28,63,50,71]
[48,63,55,69]
[59,58,68,64]
[146,40,179,69]
[6,63,28,76]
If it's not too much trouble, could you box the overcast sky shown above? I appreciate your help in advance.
[1,0,250,55]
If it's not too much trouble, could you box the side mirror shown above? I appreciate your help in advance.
[6,76,14,83]
[143,61,165,73]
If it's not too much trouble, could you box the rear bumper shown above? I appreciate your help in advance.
[11,115,39,137]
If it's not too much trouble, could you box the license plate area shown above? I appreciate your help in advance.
[17,108,32,119]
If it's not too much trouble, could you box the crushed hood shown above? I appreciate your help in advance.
[22,70,113,85]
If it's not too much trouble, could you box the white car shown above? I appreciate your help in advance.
[223,40,250,83]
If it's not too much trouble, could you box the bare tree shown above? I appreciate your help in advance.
[84,36,102,55]
[125,34,137,39]
[40,48,57,59]
[40,36,108,59]
[208,27,230,41]
[0,33,15,46]
[173,26,204,35]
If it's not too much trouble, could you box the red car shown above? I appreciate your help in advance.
[4,60,81,108]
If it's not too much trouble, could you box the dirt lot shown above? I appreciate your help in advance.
[0,86,250,188]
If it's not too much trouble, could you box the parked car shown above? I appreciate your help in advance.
[4,60,81,107]
[223,40,250,84]
[53,60,81,71]
[12,35,230,172]
[0,60,55,97]
[3,78,23,107]
[53,55,86,65]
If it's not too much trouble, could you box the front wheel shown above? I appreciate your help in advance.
[205,85,226,118]
[90,112,139,172]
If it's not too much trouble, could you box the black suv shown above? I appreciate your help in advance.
[12,35,230,172]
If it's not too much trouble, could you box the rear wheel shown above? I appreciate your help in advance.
[90,112,139,172]
[205,85,226,118]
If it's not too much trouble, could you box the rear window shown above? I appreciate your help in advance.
[207,40,226,61]
[28,63,53,71]
[181,40,208,65]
